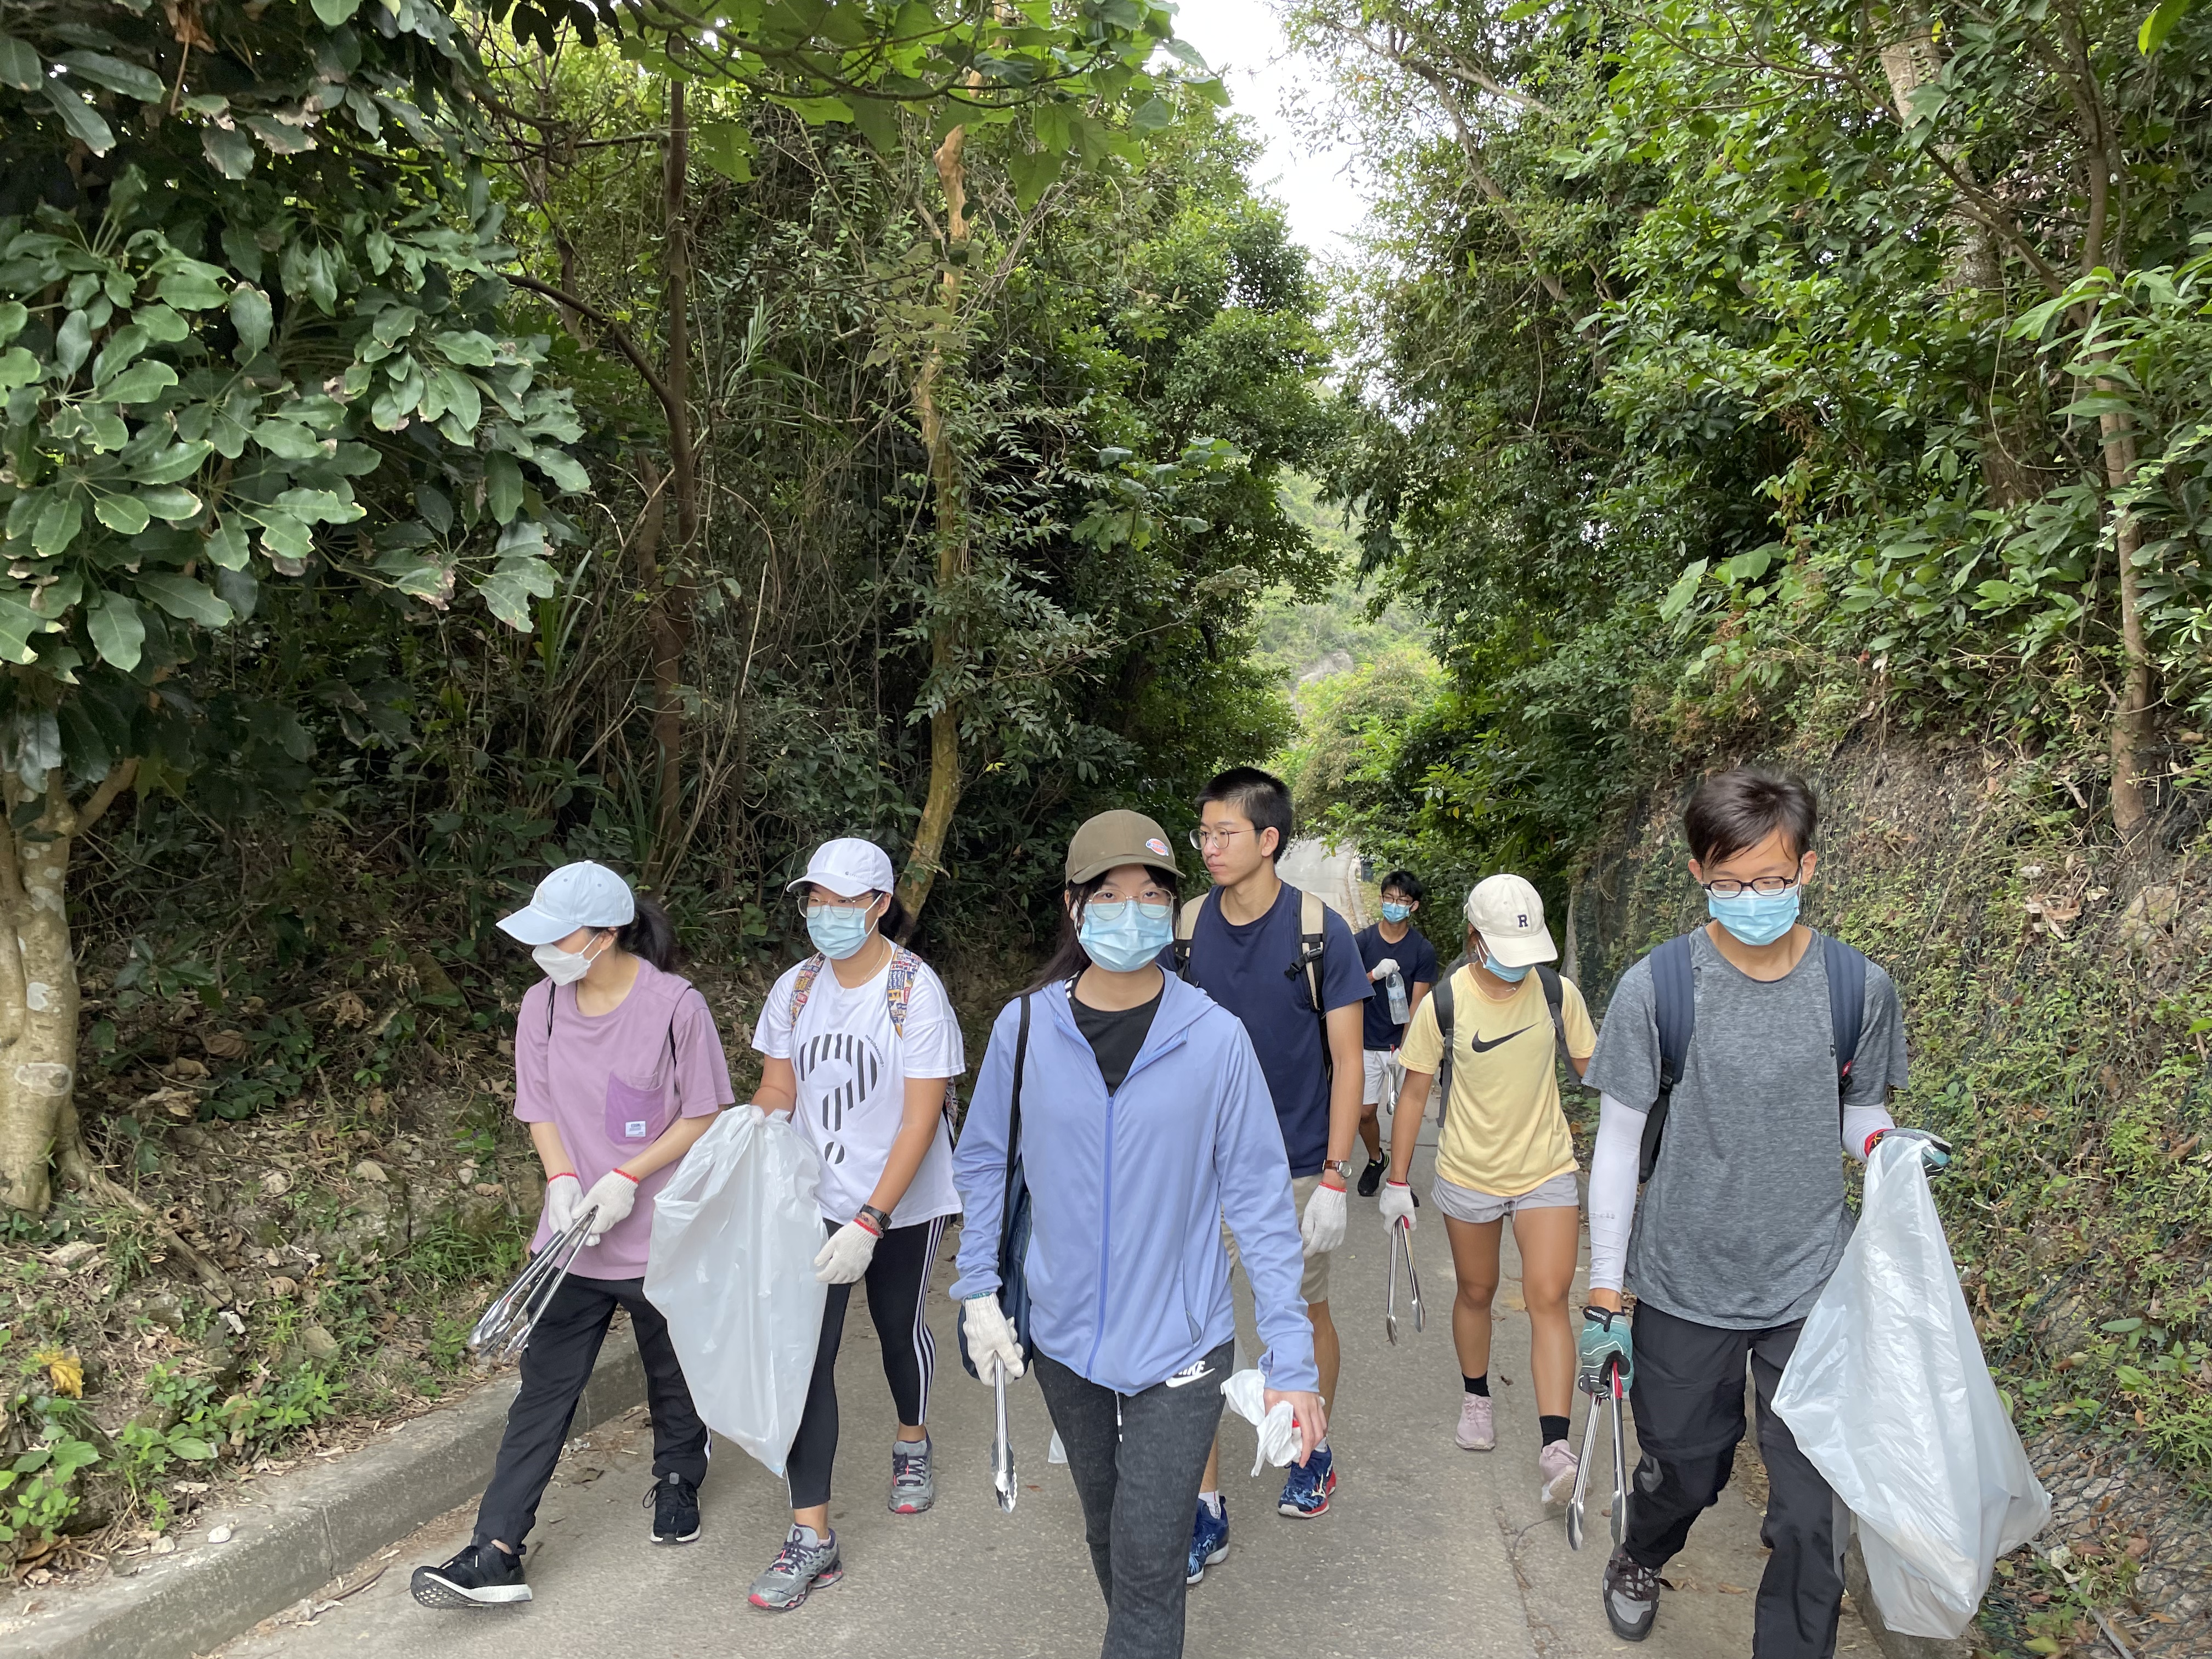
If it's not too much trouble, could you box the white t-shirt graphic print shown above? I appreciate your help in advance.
[753,951,966,1228]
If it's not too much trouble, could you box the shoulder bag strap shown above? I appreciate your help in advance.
[1172,895,1206,980]
[787,953,828,1024]
[1820,933,1869,1114]
[1003,994,1031,1224]
[1640,933,1699,1182]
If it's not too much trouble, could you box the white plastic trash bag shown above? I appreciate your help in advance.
[1771,1137,2050,1638]
[644,1108,827,1477]
[1218,1369,1303,1475]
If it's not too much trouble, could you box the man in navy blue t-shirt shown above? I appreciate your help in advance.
[1161,768,1367,1576]
[1352,870,1440,1196]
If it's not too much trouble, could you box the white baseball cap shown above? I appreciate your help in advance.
[1464,873,1557,967]
[787,837,896,900]
[497,860,636,946]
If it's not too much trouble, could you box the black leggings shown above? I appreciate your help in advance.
[785,1214,946,1509]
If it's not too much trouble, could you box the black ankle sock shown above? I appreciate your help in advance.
[1540,1413,1570,1446]
[1463,1373,1490,1397]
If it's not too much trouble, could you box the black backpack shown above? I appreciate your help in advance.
[1638,930,1869,1182]
[1427,961,1575,1123]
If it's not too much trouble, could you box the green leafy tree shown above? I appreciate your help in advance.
[0,0,584,1212]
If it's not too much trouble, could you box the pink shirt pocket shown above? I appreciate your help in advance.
[604,1070,672,1147]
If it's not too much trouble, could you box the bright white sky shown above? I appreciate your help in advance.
[1167,0,1370,262]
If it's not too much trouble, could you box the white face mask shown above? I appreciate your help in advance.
[533,933,607,985]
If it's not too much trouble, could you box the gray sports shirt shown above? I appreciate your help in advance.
[1583,928,1909,1329]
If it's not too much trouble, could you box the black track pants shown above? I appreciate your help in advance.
[784,1215,946,1510]
[475,1273,707,1551]
[1623,1302,1844,1659]
[1035,1340,1233,1659]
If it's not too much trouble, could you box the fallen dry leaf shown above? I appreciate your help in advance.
[266,1276,299,1298]
[203,1030,251,1059]
[259,1171,290,1198]
[169,1057,210,1079]
[34,1348,82,1398]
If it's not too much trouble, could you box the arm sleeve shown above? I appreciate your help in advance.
[1587,1092,1645,1294]
[900,969,966,1079]
[948,999,1022,1302]
[672,988,737,1117]
[1212,1022,1321,1393]
[513,982,555,1124]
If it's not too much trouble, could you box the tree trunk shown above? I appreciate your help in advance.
[2098,401,2152,836]
[0,760,134,1213]
[645,80,696,885]
[893,123,973,929]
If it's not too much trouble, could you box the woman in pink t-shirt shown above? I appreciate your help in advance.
[411,861,734,1612]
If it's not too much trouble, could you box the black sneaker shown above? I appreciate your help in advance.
[1601,1545,1660,1641]
[646,1473,701,1544]
[1356,1156,1387,1197]
[411,1541,530,1608]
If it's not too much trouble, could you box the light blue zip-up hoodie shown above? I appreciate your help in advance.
[951,973,1319,1397]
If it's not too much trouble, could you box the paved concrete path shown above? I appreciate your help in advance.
[1276,839,1367,931]
[216,1113,1878,1659]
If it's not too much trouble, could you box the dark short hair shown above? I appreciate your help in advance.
[1683,769,1818,866]
[1195,766,1293,861]
[1380,870,1425,903]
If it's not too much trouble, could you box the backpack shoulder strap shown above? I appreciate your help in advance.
[1535,963,1573,1076]
[1172,895,1207,981]
[1639,933,1700,1183]
[787,953,829,1024]
[1294,885,1328,1015]
[884,945,927,1038]
[1430,966,1458,1122]
[1820,933,1869,1098]
[1005,994,1032,1198]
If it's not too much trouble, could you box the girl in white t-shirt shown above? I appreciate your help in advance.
[742,837,964,1613]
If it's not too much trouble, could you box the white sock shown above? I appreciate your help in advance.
[1198,1491,1223,1517]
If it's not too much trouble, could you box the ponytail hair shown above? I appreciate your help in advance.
[876,890,913,947]
[618,893,681,972]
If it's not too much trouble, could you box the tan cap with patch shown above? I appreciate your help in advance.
[1066,810,1182,885]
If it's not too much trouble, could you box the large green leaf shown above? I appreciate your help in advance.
[204,126,256,179]
[1658,557,1709,623]
[135,573,234,628]
[0,301,26,346]
[311,0,363,21]
[694,121,755,182]
[0,34,41,92]
[43,83,116,155]
[474,552,557,629]
[2140,0,2194,52]
[85,591,145,670]
[138,486,204,522]
[93,492,152,535]
[0,347,37,392]
[32,492,83,557]
[485,452,525,524]
[57,50,165,103]
[229,284,272,359]
[96,359,179,405]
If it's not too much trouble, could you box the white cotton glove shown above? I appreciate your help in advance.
[814,1219,880,1284]
[542,1172,582,1238]
[1379,1180,1416,1232]
[962,1295,1025,1381]
[1369,957,1400,982]
[579,1170,637,1244]
[1301,1181,1348,1257]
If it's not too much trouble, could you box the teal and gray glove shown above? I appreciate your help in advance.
[1578,1306,1633,1393]
[1876,1126,1953,1175]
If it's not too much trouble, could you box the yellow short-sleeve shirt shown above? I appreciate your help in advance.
[1397,965,1596,1199]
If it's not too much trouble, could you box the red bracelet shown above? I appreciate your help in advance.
[612,1167,640,1185]
[854,1215,883,1238]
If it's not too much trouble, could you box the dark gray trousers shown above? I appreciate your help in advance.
[1033,1340,1232,1659]
[1623,1302,1843,1659]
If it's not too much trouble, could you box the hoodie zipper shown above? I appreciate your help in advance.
[1076,998,1187,1378]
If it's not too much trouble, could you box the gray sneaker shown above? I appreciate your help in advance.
[747,1526,843,1612]
[889,1437,934,1514]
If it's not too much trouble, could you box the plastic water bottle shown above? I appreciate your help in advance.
[1386,969,1409,1025]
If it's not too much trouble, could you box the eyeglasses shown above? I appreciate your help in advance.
[1189,828,1248,851]
[1087,898,1172,922]
[1699,876,1801,898]
[804,890,879,910]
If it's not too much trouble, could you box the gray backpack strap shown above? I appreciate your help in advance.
[1431,969,1457,1126]
[1639,933,1699,1182]
[1171,895,1206,981]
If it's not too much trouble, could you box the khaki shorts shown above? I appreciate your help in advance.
[1223,1172,1331,1307]
[1431,1169,1581,1226]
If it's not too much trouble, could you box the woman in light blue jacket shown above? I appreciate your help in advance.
[953,809,1322,1659]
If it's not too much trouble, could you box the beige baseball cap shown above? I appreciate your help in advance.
[1464,873,1557,967]
[1066,810,1181,885]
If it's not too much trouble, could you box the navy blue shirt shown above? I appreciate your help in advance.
[1353,922,1441,1050]
[1161,884,1369,1177]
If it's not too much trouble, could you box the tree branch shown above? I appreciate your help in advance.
[74,758,138,838]
[507,273,682,436]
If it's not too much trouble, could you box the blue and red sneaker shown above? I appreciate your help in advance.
[1277,1442,1336,1517]
[1186,1496,1228,1584]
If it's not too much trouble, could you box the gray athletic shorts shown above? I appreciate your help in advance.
[1431,1169,1581,1225]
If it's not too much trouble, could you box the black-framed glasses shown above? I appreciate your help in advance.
[1699,875,1801,899]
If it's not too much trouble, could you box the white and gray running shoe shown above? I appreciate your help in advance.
[748,1525,844,1612]
[889,1437,934,1514]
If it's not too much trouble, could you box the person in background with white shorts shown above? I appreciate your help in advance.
[1351,870,1439,1197]
[1380,874,1594,1504]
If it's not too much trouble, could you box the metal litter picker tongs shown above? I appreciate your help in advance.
[991,1362,1018,1513]
[467,1205,598,1363]
[1566,1353,1628,1551]
[1385,1216,1425,1345]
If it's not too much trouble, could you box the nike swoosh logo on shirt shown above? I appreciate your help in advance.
[1164,1363,1215,1388]
[1466,1025,1536,1053]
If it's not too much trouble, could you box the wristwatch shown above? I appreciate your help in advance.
[1322,1158,1353,1181]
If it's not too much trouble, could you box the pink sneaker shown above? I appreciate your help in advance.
[1455,1393,1495,1451]
[1538,1439,1579,1505]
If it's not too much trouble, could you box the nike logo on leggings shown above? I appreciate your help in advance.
[1164,1363,1214,1389]
[1466,1025,1535,1053]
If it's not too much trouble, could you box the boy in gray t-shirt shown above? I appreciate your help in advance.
[1573,770,1947,1658]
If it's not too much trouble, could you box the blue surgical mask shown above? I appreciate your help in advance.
[1080,899,1173,975]
[1380,901,1412,923]
[1484,954,1532,983]
[1707,885,1801,947]
[806,902,876,961]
